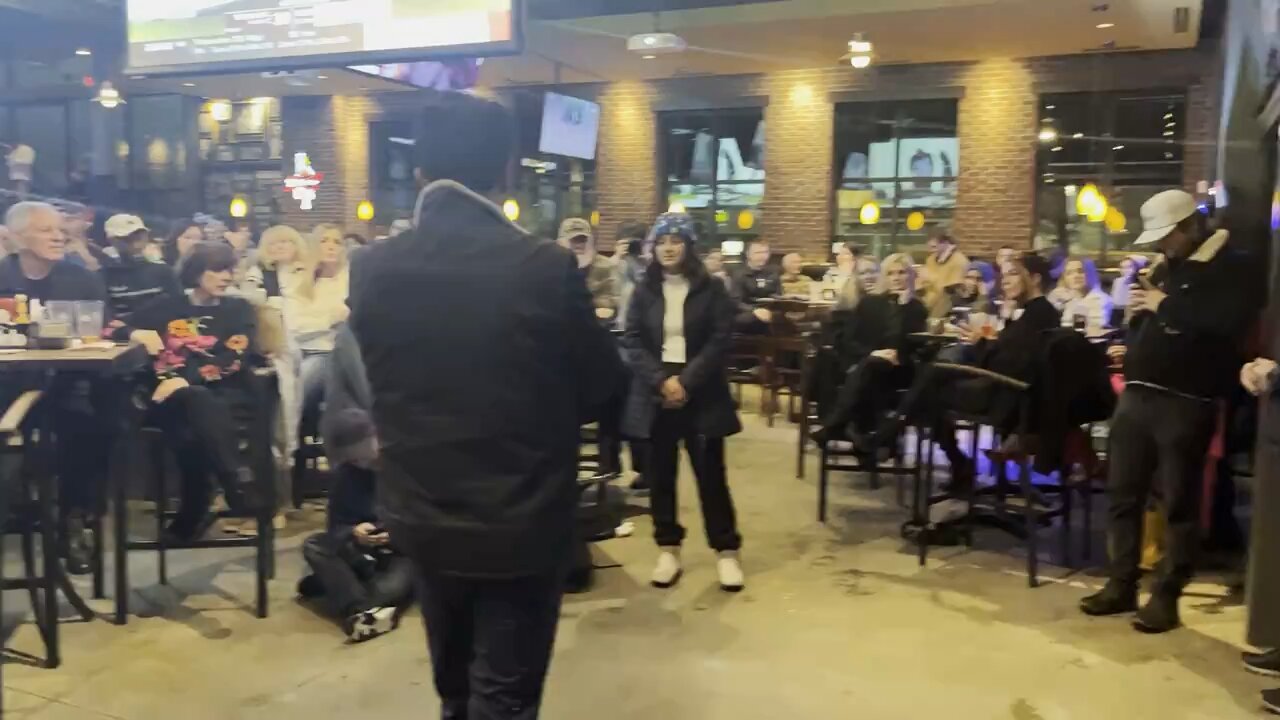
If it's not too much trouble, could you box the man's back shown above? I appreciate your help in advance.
[350,181,619,578]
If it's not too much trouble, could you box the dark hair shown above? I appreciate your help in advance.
[1175,209,1210,239]
[1019,252,1052,288]
[414,93,513,194]
[165,221,204,265]
[748,238,770,249]
[178,241,237,288]
[645,236,708,286]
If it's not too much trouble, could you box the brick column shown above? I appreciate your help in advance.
[761,72,834,258]
[595,81,659,249]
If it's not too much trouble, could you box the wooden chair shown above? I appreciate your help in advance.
[763,299,815,427]
[728,333,769,413]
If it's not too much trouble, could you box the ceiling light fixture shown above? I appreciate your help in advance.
[182,82,195,87]
[92,81,124,109]
[75,48,92,56]
[1051,146,1064,152]
[1163,112,1173,119]
[1045,104,1056,110]
[847,33,873,69]
[316,75,328,79]
[1112,144,1125,150]
[1072,132,1084,138]
[642,55,656,60]
[1038,124,1058,143]
[1096,22,1115,29]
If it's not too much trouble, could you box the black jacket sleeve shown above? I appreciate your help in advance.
[679,282,734,391]
[624,285,665,392]
[1157,253,1261,340]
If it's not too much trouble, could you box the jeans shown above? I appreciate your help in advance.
[299,351,331,427]
[415,569,564,720]
[1105,386,1217,594]
[649,404,741,551]
[302,533,414,618]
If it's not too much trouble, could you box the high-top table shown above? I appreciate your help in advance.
[0,343,148,672]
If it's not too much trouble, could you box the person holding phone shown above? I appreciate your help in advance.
[1081,190,1262,633]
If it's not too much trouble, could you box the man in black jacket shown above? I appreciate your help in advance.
[349,93,621,719]
[100,214,183,323]
[1081,189,1262,633]
[730,238,780,332]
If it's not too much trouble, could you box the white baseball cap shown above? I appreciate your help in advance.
[104,214,149,239]
[1134,189,1198,246]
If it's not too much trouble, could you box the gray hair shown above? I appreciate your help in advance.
[5,201,58,236]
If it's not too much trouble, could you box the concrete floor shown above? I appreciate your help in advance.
[1,414,1272,720]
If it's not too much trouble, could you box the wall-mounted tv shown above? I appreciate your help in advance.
[348,59,483,91]
[125,0,522,76]
[539,92,600,161]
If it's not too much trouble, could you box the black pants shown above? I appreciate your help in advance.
[54,377,121,518]
[1105,386,1217,593]
[820,356,910,438]
[416,569,563,720]
[147,383,248,526]
[649,403,741,551]
[302,533,414,618]
[890,363,996,467]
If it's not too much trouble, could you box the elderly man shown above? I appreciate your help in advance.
[0,202,163,574]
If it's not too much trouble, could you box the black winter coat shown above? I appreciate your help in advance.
[622,270,742,440]
[349,180,621,579]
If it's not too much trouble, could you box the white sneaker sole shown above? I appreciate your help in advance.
[347,607,398,643]
[1265,695,1280,715]
[651,569,682,589]
[1245,661,1280,678]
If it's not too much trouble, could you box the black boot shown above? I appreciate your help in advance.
[1245,648,1280,678]
[163,509,218,545]
[1079,580,1138,616]
[1132,591,1181,633]
[60,513,93,576]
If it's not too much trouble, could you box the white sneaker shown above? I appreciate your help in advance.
[345,606,399,643]
[717,551,745,592]
[650,548,682,588]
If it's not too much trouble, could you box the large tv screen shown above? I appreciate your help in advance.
[125,0,521,76]
[539,92,600,161]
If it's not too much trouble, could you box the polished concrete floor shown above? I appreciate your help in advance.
[0,414,1272,719]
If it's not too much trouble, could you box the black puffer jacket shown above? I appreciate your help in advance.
[621,269,742,440]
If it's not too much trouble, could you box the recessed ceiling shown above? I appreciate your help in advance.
[481,0,1205,86]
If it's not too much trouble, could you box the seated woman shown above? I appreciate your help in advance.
[948,261,996,315]
[132,241,261,541]
[780,253,814,299]
[812,253,927,449]
[879,253,1061,490]
[291,224,351,425]
[1109,254,1149,313]
[1049,257,1114,333]
[821,242,859,296]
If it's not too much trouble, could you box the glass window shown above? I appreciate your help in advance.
[509,162,597,240]
[660,109,765,250]
[370,120,417,224]
[833,99,958,259]
[1035,91,1186,261]
[14,103,70,194]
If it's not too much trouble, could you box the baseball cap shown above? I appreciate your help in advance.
[557,218,594,244]
[1134,189,1197,246]
[104,214,149,239]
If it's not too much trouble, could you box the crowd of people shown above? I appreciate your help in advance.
[2,89,1279,718]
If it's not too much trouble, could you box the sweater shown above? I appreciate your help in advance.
[920,249,970,317]
[289,267,349,353]
[131,293,257,386]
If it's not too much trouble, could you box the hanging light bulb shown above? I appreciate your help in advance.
[1075,183,1102,216]
[847,33,873,69]
[502,199,520,222]
[229,196,248,219]
[93,81,125,109]
[356,200,375,222]
[859,201,880,225]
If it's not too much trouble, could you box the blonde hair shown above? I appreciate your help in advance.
[257,225,310,272]
[836,257,878,311]
[878,253,917,298]
[309,223,349,271]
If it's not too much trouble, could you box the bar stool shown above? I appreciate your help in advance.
[112,370,277,623]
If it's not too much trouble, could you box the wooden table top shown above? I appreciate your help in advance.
[0,343,149,374]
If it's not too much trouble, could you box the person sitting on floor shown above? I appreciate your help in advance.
[811,253,927,455]
[877,253,1060,492]
[131,241,262,542]
[298,407,414,643]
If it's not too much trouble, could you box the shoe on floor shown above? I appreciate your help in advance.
[296,574,325,599]
[344,606,399,643]
[630,474,650,495]
[1132,592,1180,634]
[1246,648,1280,678]
[717,551,745,593]
[61,515,93,576]
[1264,688,1280,715]
[651,548,682,588]
[1079,581,1138,616]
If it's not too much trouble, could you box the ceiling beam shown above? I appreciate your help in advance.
[0,0,118,25]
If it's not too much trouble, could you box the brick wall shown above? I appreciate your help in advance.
[282,46,1220,259]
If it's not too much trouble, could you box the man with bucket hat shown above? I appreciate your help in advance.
[1080,189,1262,632]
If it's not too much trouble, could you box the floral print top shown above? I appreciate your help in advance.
[132,294,257,386]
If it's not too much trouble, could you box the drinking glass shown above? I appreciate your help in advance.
[75,300,105,342]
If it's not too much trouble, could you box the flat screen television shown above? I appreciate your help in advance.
[348,59,483,91]
[538,92,600,161]
[124,0,522,76]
